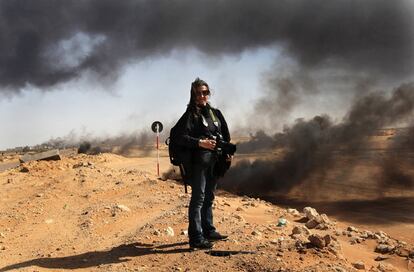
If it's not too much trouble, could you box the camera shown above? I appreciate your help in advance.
[209,133,237,155]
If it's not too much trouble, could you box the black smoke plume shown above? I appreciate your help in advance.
[378,125,414,189]
[237,130,276,154]
[0,0,413,93]
[222,83,414,196]
[44,130,154,156]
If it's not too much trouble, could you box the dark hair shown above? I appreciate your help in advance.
[187,77,211,114]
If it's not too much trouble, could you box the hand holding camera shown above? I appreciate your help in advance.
[199,139,216,150]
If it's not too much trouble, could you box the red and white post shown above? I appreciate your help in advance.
[156,123,160,177]
[151,121,163,177]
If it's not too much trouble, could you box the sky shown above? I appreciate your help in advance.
[1,0,413,150]
[0,48,279,149]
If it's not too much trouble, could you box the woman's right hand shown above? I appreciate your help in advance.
[198,139,216,150]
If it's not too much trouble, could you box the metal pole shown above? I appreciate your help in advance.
[156,124,160,176]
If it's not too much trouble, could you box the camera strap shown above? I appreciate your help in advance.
[209,108,219,127]
[201,108,221,132]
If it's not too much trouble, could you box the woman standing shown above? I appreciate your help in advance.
[175,78,231,249]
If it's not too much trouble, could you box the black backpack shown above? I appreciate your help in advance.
[166,112,192,192]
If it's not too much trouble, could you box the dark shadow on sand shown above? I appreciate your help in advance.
[0,242,190,271]
[262,196,414,225]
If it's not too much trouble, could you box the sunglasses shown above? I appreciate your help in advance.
[196,90,210,97]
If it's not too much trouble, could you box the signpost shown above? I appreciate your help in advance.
[151,121,163,176]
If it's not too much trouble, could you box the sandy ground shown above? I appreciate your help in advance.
[0,151,413,271]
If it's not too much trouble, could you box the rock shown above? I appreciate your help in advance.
[365,230,374,238]
[374,234,382,240]
[315,251,323,258]
[236,207,245,212]
[324,235,332,246]
[397,240,407,246]
[73,162,84,168]
[395,247,410,257]
[303,207,319,221]
[256,243,268,250]
[308,234,326,249]
[305,218,319,229]
[292,234,309,246]
[0,232,5,238]
[327,244,340,256]
[320,214,332,225]
[287,208,300,216]
[350,237,364,244]
[20,149,61,163]
[349,237,358,245]
[291,227,301,235]
[347,226,358,232]
[251,230,262,237]
[116,204,131,212]
[153,230,161,236]
[279,237,296,250]
[374,231,388,241]
[1,246,6,250]
[315,223,328,230]
[377,263,397,272]
[233,214,245,222]
[36,193,44,197]
[180,230,188,236]
[377,231,388,238]
[270,239,279,245]
[165,227,174,237]
[375,255,389,261]
[291,226,311,236]
[352,261,365,270]
[333,266,347,272]
[20,166,29,173]
[375,244,394,254]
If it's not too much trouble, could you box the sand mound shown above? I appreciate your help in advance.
[0,153,412,271]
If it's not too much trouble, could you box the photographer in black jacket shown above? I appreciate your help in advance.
[175,78,232,249]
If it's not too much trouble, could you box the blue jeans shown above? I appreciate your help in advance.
[188,151,217,243]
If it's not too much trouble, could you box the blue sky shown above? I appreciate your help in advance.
[0,47,280,150]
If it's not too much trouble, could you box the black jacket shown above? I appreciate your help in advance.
[176,105,230,150]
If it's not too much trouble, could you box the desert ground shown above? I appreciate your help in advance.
[0,133,413,271]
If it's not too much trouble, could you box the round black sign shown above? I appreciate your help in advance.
[151,121,163,133]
